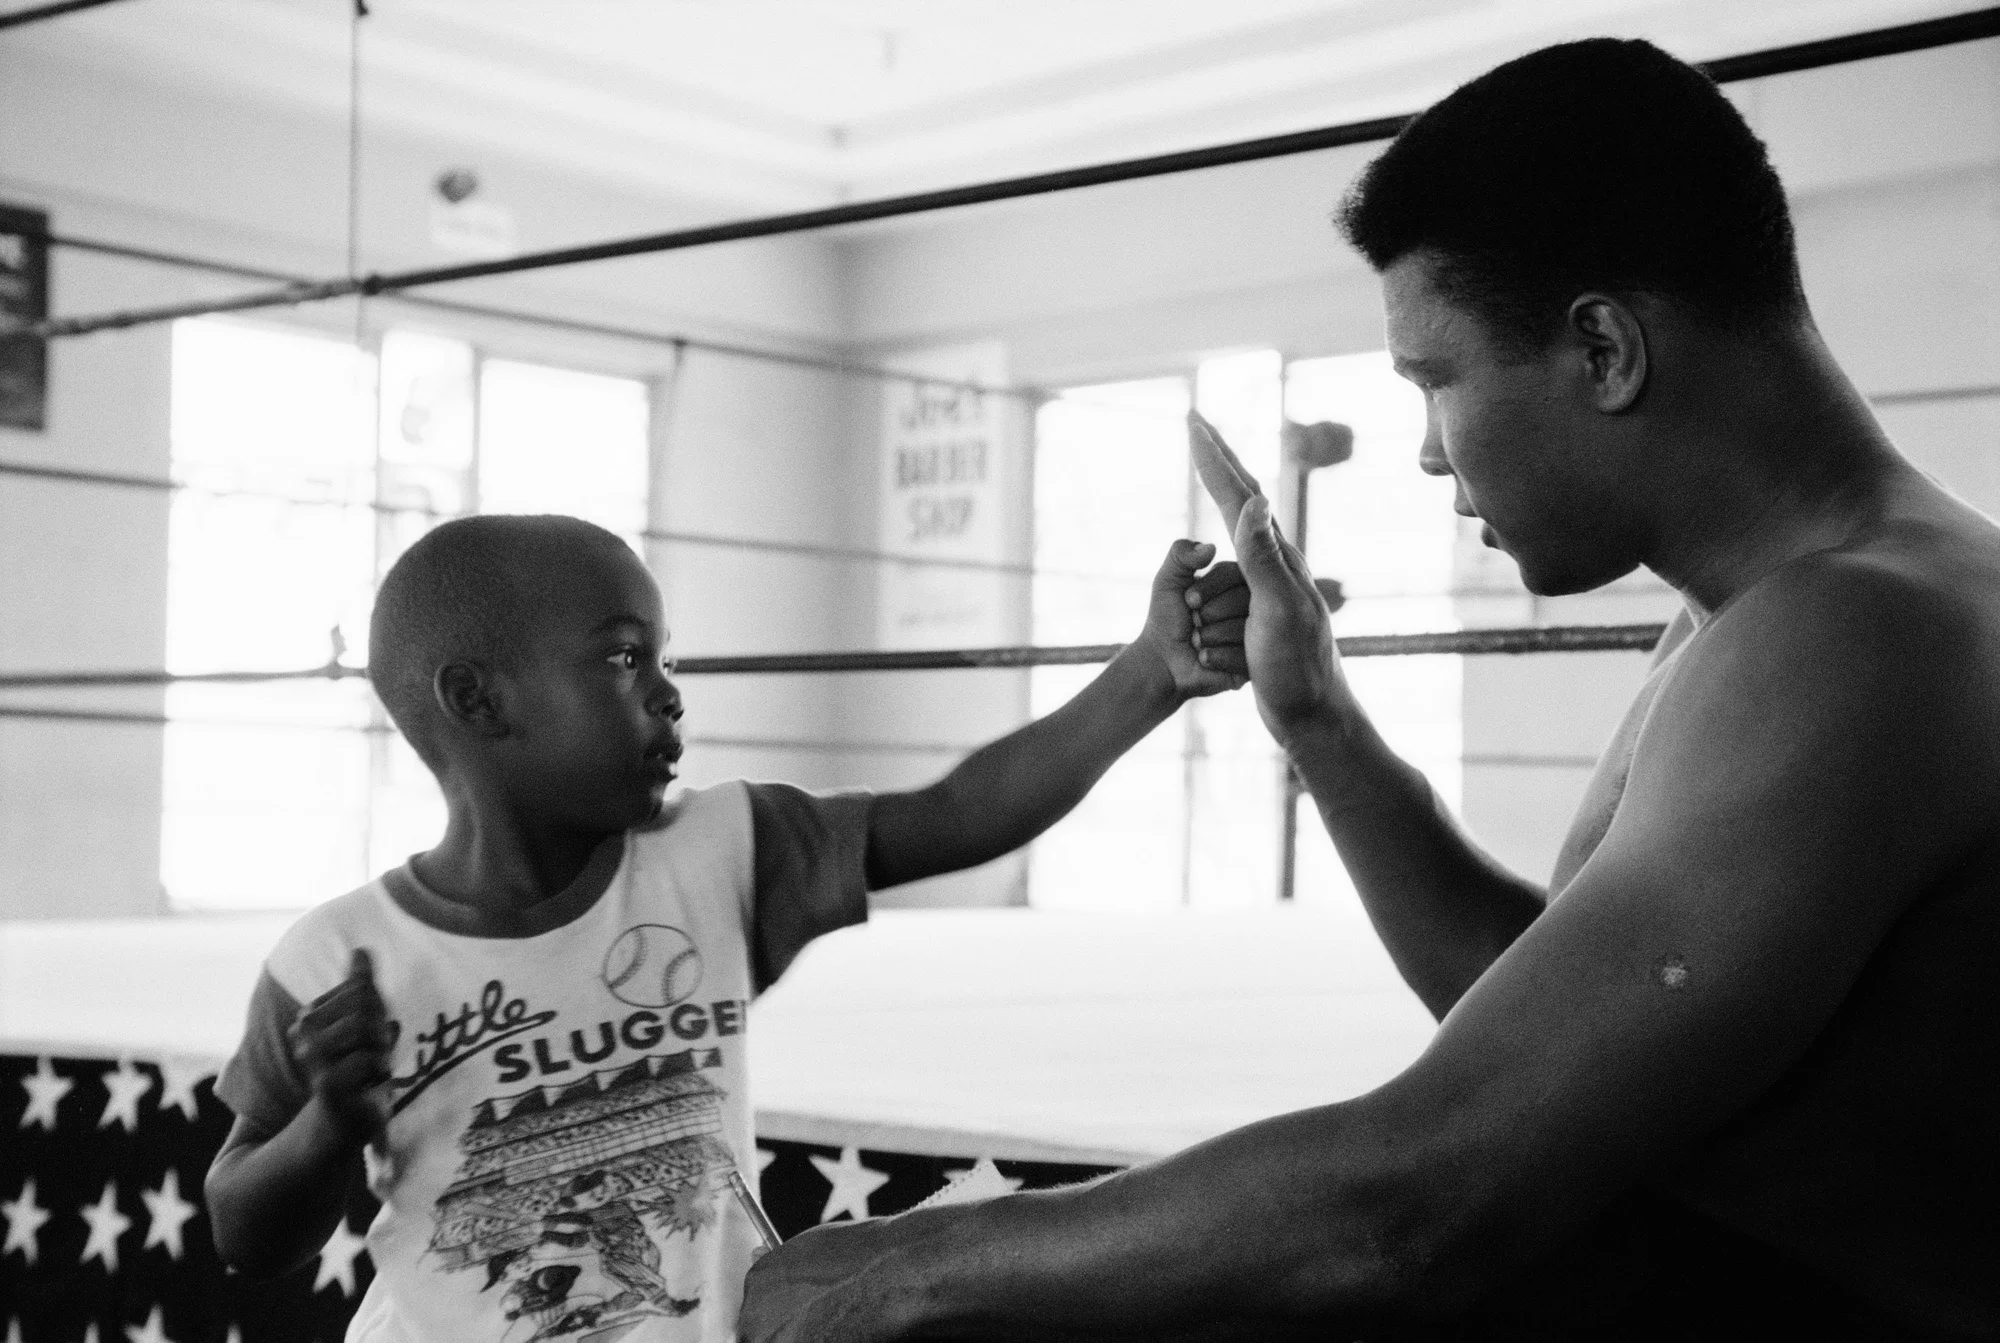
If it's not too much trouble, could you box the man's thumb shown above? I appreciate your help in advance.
[1233,494,1285,577]
[349,947,375,984]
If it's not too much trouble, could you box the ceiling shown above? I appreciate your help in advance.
[5,0,1986,214]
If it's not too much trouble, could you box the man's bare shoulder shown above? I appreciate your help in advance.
[1699,494,2000,704]
[1629,493,2000,868]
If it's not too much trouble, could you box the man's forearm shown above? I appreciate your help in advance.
[842,1102,1442,1340]
[1281,707,1544,1018]
[867,648,1182,888]
[207,1101,365,1277]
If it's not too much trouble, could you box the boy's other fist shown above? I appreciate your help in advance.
[1131,538,1250,700]
[288,947,394,1146]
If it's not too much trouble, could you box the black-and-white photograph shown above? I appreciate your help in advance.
[2,2,1997,1340]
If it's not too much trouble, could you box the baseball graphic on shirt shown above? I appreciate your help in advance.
[602,924,704,1008]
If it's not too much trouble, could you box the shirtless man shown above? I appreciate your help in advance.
[740,38,2000,1341]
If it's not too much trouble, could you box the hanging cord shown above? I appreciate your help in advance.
[347,0,369,349]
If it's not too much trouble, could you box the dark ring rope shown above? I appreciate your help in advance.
[0,458,1062,581]
[0,704,975,756]
[0,624,1667,691]
[0,703,1608,772]
[42,232,1046,403]
[0,0,133,31]
[12,7,1999,340]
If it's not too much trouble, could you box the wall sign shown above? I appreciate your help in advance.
[0,204,50,432]
[877,342,1012,651]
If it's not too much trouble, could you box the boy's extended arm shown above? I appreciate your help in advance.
[865,540,1246,891]
[206,949,391,1277]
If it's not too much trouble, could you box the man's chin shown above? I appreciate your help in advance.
[1514,555,1642,598]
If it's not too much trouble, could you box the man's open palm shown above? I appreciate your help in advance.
[1186,411,1345,737]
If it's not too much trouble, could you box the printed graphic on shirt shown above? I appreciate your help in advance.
[602,924,706,1009]
[427,1049,734,1341]
[407,927,740,1341]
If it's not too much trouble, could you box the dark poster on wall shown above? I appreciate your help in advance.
[0,203,50,432]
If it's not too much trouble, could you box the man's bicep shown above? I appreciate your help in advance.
[1391,571,1984,1246]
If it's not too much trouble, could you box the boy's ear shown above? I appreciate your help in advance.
[434,662,509,740]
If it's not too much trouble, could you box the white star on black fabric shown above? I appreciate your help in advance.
[18,1058,72,1131]
[808,1147,891,1223]
[140,1170,199,1261]
[313,1216,369,1298]
[79,1181,132,1273]
[123,1305,174,1343]
[97,1059,154,1133]
[2,1178,51,1266]
[155,1058,213,1122]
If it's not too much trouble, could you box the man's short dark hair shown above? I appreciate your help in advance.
[369,513,629,769]
[1337,38,1805,351]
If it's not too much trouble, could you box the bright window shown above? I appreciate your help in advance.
[163,319,649,911]
[1027,348,1459,914]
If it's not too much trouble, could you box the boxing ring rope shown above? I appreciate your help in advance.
[31,231,1043,404]
[11,6,2000,342]
[0,624,1668,695]
[0,0,136,32]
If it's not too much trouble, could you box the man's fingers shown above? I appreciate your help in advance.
[349,947,374,985]
[1187,411,1264,533]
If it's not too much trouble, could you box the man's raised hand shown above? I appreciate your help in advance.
[1186,411,1346,737]
[287,947,394,1147]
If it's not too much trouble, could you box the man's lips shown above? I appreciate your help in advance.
[642,739,683,779]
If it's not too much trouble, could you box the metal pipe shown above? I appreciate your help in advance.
[19,7,2000,340]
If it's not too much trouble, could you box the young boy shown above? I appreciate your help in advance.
[206,512,1249,1343]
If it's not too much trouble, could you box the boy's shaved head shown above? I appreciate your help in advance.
[369,514,636,768]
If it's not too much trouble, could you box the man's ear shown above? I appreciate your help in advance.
[434,662,509,740]
[1568,293,1648,414]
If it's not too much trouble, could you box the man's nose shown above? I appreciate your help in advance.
[1417,414,1451,478]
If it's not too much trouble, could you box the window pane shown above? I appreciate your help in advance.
[1029,378,1190,912]
[478,358,650,545]
[163,319,378,912]
[1284,351,1462,913]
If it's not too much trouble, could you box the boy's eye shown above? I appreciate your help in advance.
[608,647,641,671]
[662,656,678,676]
